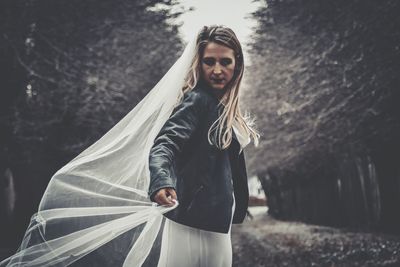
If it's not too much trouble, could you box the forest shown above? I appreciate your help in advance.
[1,0,399,265]
[243,0,400,233]
[0,0,184,251]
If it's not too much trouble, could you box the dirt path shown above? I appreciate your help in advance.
[232,211,400,267]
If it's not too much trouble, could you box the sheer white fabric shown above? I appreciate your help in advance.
[0,32,199,267]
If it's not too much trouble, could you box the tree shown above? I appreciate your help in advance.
[243,0,400,230]
[0,0,184,248]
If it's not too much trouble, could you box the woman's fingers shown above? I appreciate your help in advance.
[154,188,176,206]
[166,188,177,201]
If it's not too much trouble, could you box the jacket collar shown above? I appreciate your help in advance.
[196,82,241,146]
[197,81,226,103]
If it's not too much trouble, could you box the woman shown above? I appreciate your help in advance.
[0,25,258,267]
[149,25,260,266]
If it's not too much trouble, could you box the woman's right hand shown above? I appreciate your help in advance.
[153,187,177,207]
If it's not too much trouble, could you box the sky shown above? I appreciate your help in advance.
[176,0,262,43]
[153,0,264,61]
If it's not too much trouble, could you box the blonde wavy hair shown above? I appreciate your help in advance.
[178,25,260,150]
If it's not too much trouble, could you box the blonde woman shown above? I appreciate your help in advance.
[149,25,260,267]
[0,25,259,267]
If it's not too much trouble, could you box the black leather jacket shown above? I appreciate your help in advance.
[148,84,249,233]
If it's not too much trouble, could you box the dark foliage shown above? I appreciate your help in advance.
[0,0,183,251]
[245,0,400,232]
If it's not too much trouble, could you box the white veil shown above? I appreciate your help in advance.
[1,30,198,267]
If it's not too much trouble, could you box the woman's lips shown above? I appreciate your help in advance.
[211,78,224,84]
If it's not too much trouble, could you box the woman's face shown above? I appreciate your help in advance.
[201,42,236,91]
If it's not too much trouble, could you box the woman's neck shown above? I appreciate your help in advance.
[198,80,227,101]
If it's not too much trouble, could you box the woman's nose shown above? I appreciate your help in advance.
[213,63,222,75]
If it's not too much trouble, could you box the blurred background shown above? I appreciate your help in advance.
[1,0,399,266]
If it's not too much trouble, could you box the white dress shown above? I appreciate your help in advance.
[157,124,250,267]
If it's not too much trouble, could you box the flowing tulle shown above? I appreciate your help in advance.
[1,32,198,267]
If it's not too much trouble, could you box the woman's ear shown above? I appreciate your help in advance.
[234,55,241,70]
[234,62,242,75]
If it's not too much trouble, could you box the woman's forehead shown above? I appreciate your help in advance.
[202,42,235,58]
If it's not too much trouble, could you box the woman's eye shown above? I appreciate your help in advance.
[220,58,232,66]
[202,58,215,66]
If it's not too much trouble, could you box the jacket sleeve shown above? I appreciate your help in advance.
[148,91,206,202]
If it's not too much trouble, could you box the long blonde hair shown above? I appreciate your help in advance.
[179,25,260,150]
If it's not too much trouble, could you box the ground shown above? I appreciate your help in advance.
[232,208,400,267]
